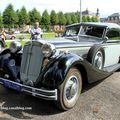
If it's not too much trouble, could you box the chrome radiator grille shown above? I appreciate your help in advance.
[20,41,44,83]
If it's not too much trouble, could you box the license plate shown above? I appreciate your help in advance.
[3,81,22,92]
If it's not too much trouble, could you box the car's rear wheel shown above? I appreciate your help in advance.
[55,68,82,111]
[87,45,104,70]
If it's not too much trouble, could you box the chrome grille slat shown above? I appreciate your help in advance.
[20,41,44,83]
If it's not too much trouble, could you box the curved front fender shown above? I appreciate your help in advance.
[39,53,84,88]
[38,52,112,88]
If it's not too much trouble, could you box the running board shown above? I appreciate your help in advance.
[103,64,120,73]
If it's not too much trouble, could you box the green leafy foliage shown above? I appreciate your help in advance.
[1,4,99,30]
[50,10,58,25]
[41,10,50,31]
[65,13,72,25]
[86,16,92,22]
[75,12,80,23]
[3,4,18,28]
[18,6,30,25]
[71,13,78,24]
[82,16,87,22]
[91,16,98,22]
[29,8,41,24]
[0,12,3,28]
[58,12,66,25]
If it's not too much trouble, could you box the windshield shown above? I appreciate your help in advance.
[64,25,80,37]
[80,25,105,38]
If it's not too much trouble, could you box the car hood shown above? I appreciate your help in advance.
[40,37,100,48]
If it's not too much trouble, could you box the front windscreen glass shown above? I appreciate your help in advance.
[80,25,105,38]
[64,25,80,37]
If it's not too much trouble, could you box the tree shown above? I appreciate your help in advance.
[16,9,20,22]
[71,13,78,24]
[0,12,3,28]
[65,13,72,25]
[3,4,18,28]
[82,16,87,22]
[50,10,58,25]
[41,10,50,31]
[58,12,66,25]
[91,16,95,22]
[75,11,80,23]
[29,8,41,24]
[91,16,98,22]
[86,16,91,22]
[95,17,99,22]
[18,6,30,25]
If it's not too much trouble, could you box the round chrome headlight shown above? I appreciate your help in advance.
[9,41,22,53]
[41,43,56,57]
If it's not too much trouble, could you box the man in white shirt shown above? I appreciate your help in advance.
[30,21,43,40]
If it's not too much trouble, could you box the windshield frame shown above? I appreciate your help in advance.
[63,24,80,37]
[79,24,106,40]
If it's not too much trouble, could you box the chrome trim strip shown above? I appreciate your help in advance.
[22,84,56,93]
[23,89,57,100]
[0,77,57,101]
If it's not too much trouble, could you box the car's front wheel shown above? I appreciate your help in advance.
[55,68,82,111]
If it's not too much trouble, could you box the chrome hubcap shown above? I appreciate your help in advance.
[65,76,78,101]
[94,51,103,69]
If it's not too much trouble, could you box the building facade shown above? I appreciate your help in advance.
[82,8,100,21]
[107,13,120,25]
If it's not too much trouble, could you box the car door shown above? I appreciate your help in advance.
[103,28,120,67]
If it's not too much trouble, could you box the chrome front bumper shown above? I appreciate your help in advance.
[0,78,57,101]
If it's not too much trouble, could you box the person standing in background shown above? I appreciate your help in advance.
[0,30,6,47]
[30,21,43,40]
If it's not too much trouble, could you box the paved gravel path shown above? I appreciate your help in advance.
[0,72,120,120]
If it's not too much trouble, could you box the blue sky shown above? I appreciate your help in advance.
[0,0,119,17]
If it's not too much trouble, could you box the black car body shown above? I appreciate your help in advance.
[0,22,120,110]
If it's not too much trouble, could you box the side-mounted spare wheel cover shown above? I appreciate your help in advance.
[87,45,105,70]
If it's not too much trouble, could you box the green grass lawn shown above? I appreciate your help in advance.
[15,32,56,39]
[42,32,56,39]
[6,40,25,47]
[6,32,56,47]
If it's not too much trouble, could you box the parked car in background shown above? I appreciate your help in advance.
[0,22,120,110]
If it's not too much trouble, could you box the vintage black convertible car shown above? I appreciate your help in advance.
[0,22,120,110]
